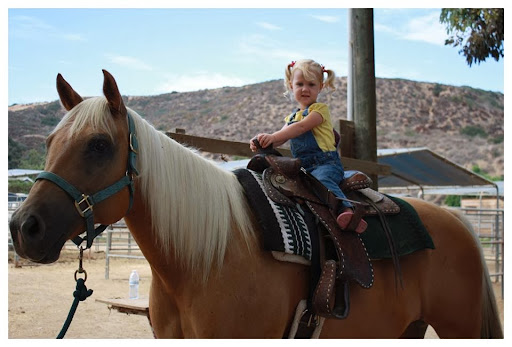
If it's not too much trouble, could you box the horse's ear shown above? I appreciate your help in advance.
[56,73,83,111]
[102,69,126,118]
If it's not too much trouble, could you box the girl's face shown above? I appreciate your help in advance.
[290,69,323,109]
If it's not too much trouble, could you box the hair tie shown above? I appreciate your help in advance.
[289,61,296,68]
[321,65,327,73]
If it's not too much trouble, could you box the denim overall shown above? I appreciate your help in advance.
[287,107,352,209]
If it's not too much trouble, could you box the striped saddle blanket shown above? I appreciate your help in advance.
[234,168,434,263]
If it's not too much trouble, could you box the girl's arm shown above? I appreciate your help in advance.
[257,111,323,149]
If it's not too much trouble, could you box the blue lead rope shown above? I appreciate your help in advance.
[56,278,93,339]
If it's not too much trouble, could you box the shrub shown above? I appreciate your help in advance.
[460,125,487,138]
[444,195,461,207]
[432,83,443,97]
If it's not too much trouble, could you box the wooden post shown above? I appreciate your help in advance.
[350,9,378,188]
[337,119,355,159]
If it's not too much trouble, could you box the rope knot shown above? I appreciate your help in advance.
[73,278,93,301]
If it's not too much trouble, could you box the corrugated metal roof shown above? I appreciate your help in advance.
[377,147,496,190]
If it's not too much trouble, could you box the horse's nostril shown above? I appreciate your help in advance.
[21,215,43,240]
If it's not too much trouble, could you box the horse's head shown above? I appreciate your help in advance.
[9,70,136,263]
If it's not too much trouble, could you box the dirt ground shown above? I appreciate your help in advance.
[8,250,154,339]
[8,250,504,339]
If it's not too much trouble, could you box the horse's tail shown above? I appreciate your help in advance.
[445,208,503,338]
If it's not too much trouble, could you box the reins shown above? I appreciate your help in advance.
[35,112,139,338]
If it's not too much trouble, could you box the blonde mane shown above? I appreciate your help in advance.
[57,97,254,278]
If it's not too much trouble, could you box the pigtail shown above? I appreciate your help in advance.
[283,61,295,98]
[322,66,336,91]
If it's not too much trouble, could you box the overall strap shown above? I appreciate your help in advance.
[287,106,310,124]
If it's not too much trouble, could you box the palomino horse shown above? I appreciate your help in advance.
[9,70,503,338]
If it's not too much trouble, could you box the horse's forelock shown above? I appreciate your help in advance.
[53,97,119,140]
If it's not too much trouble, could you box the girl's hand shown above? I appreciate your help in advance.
[257,133,275,149]
[249,133,276,152]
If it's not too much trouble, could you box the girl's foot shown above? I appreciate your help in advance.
[336,211,367,234]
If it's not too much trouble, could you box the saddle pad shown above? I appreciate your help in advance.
[360,196,435,259]
[234,169,434,262]
[234,168,314,261]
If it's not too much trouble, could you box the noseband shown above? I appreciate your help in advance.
[35,113,139,249]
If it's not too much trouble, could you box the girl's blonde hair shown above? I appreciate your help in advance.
[284,59,336,97]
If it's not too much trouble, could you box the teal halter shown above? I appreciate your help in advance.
[35,113,139,249]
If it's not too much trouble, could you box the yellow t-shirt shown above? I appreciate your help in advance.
[284,103,336,152]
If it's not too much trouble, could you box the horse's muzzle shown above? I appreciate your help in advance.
[9,205,70,264]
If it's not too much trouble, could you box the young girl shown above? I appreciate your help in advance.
[250,59,367,233]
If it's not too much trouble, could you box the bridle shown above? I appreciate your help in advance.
[35,112,139,249]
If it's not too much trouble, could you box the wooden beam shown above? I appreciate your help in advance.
[166,132,274,158]
[342,157,390,176]
[166,132,390,176]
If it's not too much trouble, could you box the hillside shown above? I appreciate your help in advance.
[8,77,504,178]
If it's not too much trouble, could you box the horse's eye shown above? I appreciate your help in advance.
[88,137,110,153]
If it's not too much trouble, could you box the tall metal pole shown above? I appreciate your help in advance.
[350,9,378,187]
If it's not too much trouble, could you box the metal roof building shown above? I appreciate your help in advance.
[8,169,43,177]
[377,147,500,196]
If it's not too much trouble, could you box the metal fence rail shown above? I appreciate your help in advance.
[455,207,504,296]
[103,221,145,279]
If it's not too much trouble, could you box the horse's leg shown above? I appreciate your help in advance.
[409,199,483,338]
[400,320,428,338]
[148,270,184,338]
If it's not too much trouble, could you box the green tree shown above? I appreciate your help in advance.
[444,195,461,207]
[440,8,504,66]
[19,149,46,170]
[8,137,25,169]
[472,164,503,181]
[8,180,34,194]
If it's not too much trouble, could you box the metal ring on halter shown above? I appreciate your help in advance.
[74,269,87,282]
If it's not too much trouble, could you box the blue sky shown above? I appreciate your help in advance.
[6,5,505,105]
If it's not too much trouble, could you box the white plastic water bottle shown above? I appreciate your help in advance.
[129,270,139,299]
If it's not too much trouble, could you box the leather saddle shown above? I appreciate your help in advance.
[247,141,402,336]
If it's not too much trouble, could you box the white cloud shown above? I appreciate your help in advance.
[256,21,282,31]
[236,34,347,77]
[62,33,86,41]
[156,72,253,93]
[373,22,396,35]
[375,62,422,81]
[311,15,340,23]
[237,34,302,61]
[403,12,446,46]
[106,54,153,71]
[11,15,86,42]
[375,11,446,46]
